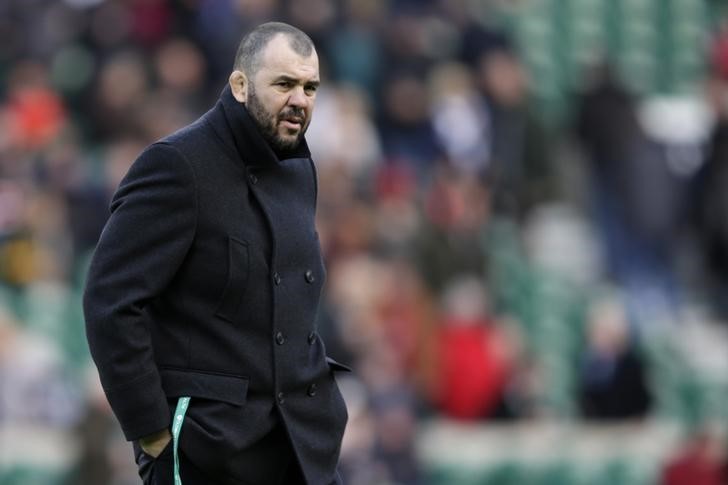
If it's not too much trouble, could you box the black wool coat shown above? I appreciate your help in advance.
[83,86,349,485]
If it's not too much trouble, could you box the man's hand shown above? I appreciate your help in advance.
[139,429,172,458]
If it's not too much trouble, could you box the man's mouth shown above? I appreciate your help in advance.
[282,115,303,123]
[279,117,303,130]
[279,110,304,124]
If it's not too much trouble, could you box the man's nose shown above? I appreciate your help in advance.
[287,87,308,108]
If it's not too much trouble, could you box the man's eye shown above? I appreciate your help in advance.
[276,81,291,88]
[305,85,318,93]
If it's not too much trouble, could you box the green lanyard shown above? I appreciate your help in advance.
[172,396,191,485]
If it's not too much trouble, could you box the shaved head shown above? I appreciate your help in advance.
[233,22,314,76]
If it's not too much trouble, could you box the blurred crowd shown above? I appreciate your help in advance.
[0,0,727,484]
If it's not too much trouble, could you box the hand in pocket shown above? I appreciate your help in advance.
[140,429,173,458]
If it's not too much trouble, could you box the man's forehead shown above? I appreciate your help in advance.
[259,34,319,78]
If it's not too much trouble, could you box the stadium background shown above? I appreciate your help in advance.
[0,0,727,483]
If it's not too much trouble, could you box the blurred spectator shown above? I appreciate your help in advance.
[696,47,728,321]
[134,88,197,142]
[91,49,150,140]
[328,0,386,95]
[660,427,728,485]
[285,0,336,55]
[575,62,683,329]
[436,0,511,68]
[710,18,728,83]
[370,164,421,254]
[415,168,490,293]
[0,306,80,426]
[0,305,81,483]
[378,70,443,175]
[193,0,247,82]
[328,257,425,484]
[429,62,491,175]
[87,0,134,53]
[577,293,652,420]
[382,9,432,74]
[338,377,386,485]
[360,342,422,484]
[430,276,515,420]
[127,0,172,48]
[306,84,383,176]
[375,258,432,376]
[4,61,67,152]
[477,47,554,219]
[370,388,421,485]
[68,371,115,485]
[68,369,140,485]
[153,37,208,107]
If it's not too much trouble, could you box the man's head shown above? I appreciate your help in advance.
[229,22,319,152]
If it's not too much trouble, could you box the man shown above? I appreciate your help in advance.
[84,22,350,485]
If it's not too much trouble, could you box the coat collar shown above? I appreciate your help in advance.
[209,85,311,168]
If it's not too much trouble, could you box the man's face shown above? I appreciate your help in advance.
[246,35,319,152]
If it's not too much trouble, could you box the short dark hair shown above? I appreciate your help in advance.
[233,22,315,75]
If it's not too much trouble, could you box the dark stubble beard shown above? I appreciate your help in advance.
[246,83,307,153]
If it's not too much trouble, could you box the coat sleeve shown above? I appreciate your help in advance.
[83,142,197,441]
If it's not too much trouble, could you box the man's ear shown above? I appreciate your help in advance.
[229,70,248,103]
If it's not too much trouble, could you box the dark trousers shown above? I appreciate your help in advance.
[133,438,307,485]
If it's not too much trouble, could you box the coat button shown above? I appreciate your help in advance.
[304,270,315,283]
[277,392,285,405]
[248,173,258,184]
[273,272,281,285]
[307,383,317,397]
[275,331,286,345]
[308,332,317,345]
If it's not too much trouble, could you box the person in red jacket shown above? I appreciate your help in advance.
[431,277,514,419]
[661,429,727,485]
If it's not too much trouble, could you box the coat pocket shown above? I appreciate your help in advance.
[214,237,249,322]
[159,369,251,475]
[160,368,249,406]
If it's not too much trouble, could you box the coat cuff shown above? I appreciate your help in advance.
[104,369,171,441]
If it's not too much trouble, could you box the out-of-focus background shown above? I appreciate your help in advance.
[1,0,727,484]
